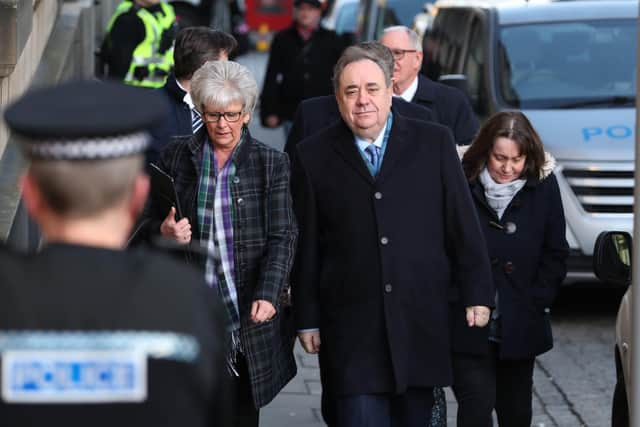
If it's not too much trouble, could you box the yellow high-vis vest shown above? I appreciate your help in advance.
[106,1,176,88]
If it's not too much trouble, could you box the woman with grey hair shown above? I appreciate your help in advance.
[147,60,298,427]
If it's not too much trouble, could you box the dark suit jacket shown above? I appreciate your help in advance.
[147,75,193,166]
[413,74,479,146]
[284,95,435,160]
[291,112,493,396]
[451,171,569,359]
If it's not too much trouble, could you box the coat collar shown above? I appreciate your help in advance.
[412,74,437,104]
[187,127,254,176]
[163,74,187,103]
[328,108,417,186]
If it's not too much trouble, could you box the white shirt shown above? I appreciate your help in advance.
[395,75,419,103]
[177,79,196,110]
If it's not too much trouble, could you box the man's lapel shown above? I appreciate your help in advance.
[377,113,415,184]
[412,74,437,106]
[329,122,375,185]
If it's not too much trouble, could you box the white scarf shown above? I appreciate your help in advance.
[478,167,526,219]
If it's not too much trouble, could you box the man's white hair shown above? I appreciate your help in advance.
[382,26,422,52]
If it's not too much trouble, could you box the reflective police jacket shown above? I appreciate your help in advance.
[103,1,177,88]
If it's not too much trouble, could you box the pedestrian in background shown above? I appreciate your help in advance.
[380,26,479,146]
[0,80,229,427]
[100,0,178,88]
[452,111,569,427]
[146,60,298,427]
[148,27,237,165]
[260,0,345,137]
[291,44,494,427]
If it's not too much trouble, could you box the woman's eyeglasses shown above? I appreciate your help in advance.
[202,111,243,123]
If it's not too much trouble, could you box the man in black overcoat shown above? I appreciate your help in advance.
[380,26,479,146]
[0,80,229,427]
[284,42,437,427]
[291,44,494,426]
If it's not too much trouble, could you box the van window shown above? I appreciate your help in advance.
[498,19,637,109]
[424,9,471,78]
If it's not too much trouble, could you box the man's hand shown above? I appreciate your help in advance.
[251,300,276,323]
[159,207,191,245]
[466,305,491,327]
[298,330,321,354]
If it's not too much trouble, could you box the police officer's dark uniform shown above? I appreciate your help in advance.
[0,81,228,427]
[101,0,178,88]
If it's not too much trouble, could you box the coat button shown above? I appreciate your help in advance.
[384,283,393,293]
[504,222,517,235]
[504,261,515,274]
[237,198,244,205]
[380,236,389,245]
[233,177,240,184]
[374,192,383,200]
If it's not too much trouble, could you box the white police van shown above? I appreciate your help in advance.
[423,0,637,280]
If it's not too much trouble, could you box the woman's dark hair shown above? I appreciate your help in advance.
[173,27,237,80]
[462,111,545,181]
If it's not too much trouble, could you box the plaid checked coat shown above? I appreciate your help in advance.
[148,128,298,408]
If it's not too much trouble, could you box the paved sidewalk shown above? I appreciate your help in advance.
[261,343,324,426]
[260,344,577,427]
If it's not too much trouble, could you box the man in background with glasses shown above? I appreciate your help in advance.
[380,26,479,146]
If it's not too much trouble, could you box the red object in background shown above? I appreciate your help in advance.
[245,0,294,32]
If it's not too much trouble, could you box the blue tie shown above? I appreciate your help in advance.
[192,108,203,133]
[365,144,381,175]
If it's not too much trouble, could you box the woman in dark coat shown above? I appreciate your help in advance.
[148,60,298,427]
[451,111,569,427]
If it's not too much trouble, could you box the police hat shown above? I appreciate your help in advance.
[294,0,322,8]
[3,80,168,160]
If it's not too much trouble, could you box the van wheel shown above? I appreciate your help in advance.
[612,375,629,426]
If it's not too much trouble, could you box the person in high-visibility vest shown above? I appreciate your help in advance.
[100,0,178,88]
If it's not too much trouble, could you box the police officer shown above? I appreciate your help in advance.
[101,0,178,88]
[0,80,228,427]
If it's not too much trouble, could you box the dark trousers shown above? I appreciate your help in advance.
[335,388,434,427]
[452,342,535,427]
[232,355,260,427]
[320,349,445,427]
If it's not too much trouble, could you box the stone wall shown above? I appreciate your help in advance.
[0,0,119,246]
